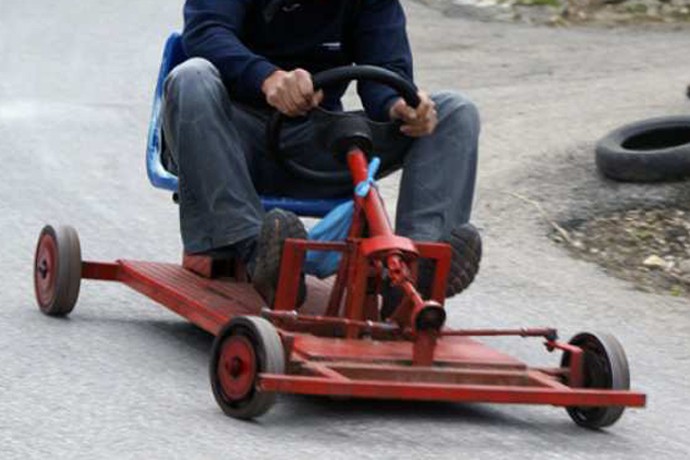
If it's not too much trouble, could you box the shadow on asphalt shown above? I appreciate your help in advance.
[60,310,216,353]
[272,395,616,436]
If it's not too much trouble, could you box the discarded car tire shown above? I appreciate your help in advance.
[595,115,690,182]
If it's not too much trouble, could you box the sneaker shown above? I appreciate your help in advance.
[252,209,308,309]
[381,223,482,319]
[443,223,482,297]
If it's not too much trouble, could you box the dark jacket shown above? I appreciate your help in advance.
[182,0,414,121]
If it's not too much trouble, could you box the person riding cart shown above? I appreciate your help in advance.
[32,0,646,426]
[163,0,482,311]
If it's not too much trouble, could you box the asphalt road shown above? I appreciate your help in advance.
[2,1,690,458]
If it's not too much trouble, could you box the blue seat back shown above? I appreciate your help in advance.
[145,33,349,218]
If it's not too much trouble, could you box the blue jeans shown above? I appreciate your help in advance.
[163,58,480,253]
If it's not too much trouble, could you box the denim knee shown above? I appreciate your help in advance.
[164,57,223,105]
[432,90,481,136]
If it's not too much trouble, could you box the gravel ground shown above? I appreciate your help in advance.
[554,207,690,297]
[420,0,690,25]
[2,1,690,459]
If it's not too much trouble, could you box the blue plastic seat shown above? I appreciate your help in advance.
[145,33,349,218]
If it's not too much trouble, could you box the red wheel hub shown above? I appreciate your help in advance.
[34,234,57,308]
[217,335,257,400]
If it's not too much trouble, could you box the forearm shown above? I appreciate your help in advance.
[354,0,415,121]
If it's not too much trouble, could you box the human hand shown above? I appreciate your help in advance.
[262,68,324,117]
[388,91,438,137]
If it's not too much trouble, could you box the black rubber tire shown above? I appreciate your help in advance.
[33,225,82,316]
[209,316,285,420]
[595,115,690,182]
[561,332,631,429]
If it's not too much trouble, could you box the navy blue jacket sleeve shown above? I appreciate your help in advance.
[182,0,278,100]
[354,0,415,121]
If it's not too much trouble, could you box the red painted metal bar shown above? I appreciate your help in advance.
[440,328,558,339]
[346,148,446,337]
[343,244,370,338]
[301,362,351,382]
[326,250,349,317]
[259,375,647,407]
[273,327,555,346]
[289,240,348,252]
[325,362,564,388]
[360,235,417,257]
[274,240,307,311]
[415,242,452,305]
[548,340,584,388]
[274,239,348,312]
[347,149,393,236]
[532,367,568,378]
[263,310,401,335]
[82,261,121,281]
[525,370,571,390]
[412,332,437,366]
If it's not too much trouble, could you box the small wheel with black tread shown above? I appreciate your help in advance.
[561,331,631,429]
[33,224,82,316]
[209,316,285,420]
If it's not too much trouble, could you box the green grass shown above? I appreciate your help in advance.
[515,0,561,7]
[626,3,648,14]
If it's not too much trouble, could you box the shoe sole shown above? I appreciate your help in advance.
[445,223,482,297]
[253,209,308,308]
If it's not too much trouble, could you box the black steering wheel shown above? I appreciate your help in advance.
[266,65,420,185]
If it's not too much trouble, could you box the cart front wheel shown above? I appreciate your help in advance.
[33,225,82,316]
[561,332,631,429]
[210,316,285,420]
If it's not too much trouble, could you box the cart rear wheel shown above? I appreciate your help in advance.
[33,225,82,316]
[210,316,285,420]
[561,332,630,429]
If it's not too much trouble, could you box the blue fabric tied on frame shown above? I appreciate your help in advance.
[354,156,381,198]
[304,157,381,278]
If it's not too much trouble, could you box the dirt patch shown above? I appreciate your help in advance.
[499,141,690,299]
[417,0,690,26]
[552,207,690,296]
